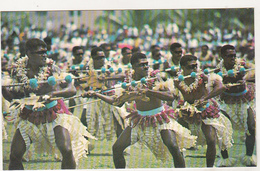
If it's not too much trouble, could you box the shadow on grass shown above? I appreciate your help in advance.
[3,159,61,163]
[185,155,221,158]
[88,153,113,156]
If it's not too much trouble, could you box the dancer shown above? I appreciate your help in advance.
[167,42,183,77]
[80,47,125,140]
[172,55,233,167]
[216,44,256,166]
[83,52,197,168]
[67,45,87,114]
[2,38,96,169]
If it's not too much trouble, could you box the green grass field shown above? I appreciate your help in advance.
[2,120,257,170]
[2,103,257,170]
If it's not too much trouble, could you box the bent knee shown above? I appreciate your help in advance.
[10,152,23,161]
[162,139,179,149]
[56,141,73,156]
[248,126,255,135]
[112,143,124,153]
[112,143,119,152]
[206,138,216,146]
[59,147,73,157]
[247,119,256,132]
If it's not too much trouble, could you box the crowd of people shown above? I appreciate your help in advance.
[1,18,256,169]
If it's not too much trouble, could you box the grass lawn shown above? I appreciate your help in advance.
[2,104,257,170]
[2,120,257,170]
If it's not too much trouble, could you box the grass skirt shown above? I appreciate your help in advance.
[130,117,197,162]
[17,114,96,165]
[219,83,255,134]
[83,98,125,140]
[189,111,233,150]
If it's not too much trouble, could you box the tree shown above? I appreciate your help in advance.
[94,9,183,34]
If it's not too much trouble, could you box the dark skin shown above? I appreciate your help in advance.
[104,45,111,58]
[4,44,77,170]
[167,47,182,77]
[72,48,84,65]
[170,47,182,66]
[80,50,124,138]
[175,60,225,104]
[178,61,225,167]
[163,60,226,167]
[122,49,132,65]
[151,46,168,71]
[222,48,256,160]
[69,48,84,113]
[200,46,214,69]
[83,58,186,168]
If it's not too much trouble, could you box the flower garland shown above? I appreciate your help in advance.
[15,56,52,90]
[176,100,220,124]
[218,58,246,77]
[217,58,248,89]
[16,56,29,84]
[178,70,204,93]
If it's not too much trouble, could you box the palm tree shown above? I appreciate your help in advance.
[95,9,183,34]
[94,8,254,40]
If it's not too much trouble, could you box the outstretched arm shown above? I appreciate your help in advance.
[244,62,255,82]
[145,89,175,101]
[82,89,128,107]
[50,81,77,98]
[2,87,24,102]
[98,73,125,81]
[82,90,119,105]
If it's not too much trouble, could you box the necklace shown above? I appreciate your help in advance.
[178,71,203,93]
[16,56,52,90]
[220,58,241,77]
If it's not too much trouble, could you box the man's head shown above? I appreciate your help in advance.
[121,47,132,60]
[19,41,26,57]
[91,47,105,69]
[180,55,198,76]
[170,42,182,60]
[132,47,141,54]
[110,43,118,51]
[246,46,254,61]
[131,52,149,78]
[100,43,111,58]
[43,36,52,51]
[150,45,161,60]
[25,38,47,67]
[201,45,209,55]
[221,45,236,66]
[150,45,159,52]
[189,48,196,55]
[72,46,84,64]
[216,46,222,55]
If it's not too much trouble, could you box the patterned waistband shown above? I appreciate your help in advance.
[137,106,164,116]
[223,88,248,96]
[198,102,210,111]
[25,100,58,112]
[201,60,212,64]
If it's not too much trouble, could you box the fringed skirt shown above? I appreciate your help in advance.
[219,83,255,133]
[83,98,125,140]
[127,105,197,162]
[176,99,233,150]
[17,114,96,165]
[2,117,8,140]
[188,112,233,150]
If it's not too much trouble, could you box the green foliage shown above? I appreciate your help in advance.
[94,8,254,33]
